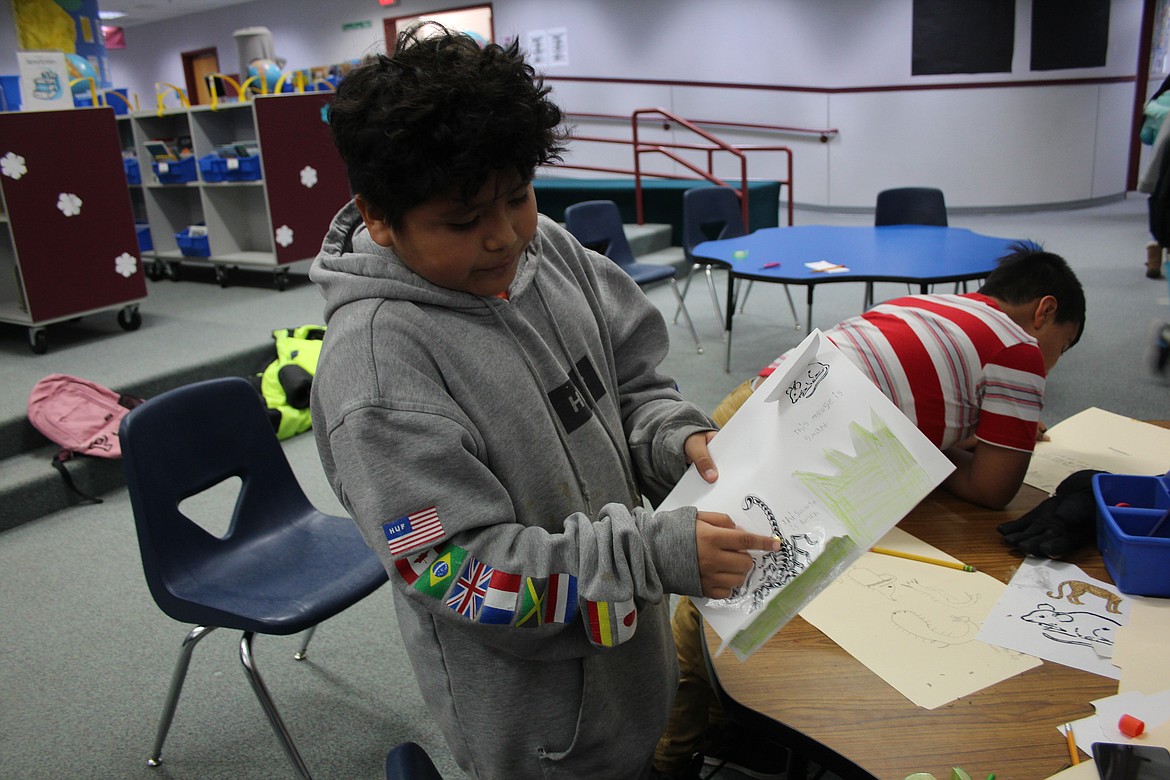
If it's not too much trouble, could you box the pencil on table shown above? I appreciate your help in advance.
[869,547,976,572]
[1065,723,1080,765]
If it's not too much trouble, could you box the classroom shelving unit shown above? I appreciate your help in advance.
[129,92,350,289]
[0,106,146,354]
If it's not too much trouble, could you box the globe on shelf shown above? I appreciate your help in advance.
[247,59,283,93]
[65,53,98,93]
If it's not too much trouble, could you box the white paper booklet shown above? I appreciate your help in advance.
[658,330,955,659]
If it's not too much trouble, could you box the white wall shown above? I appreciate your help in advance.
[6,0,1147,210]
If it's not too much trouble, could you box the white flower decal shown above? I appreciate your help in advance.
[115,252,137,278]
[2,152,28,180]
[57,192,83,217]
[275,224,294,247]
[300,165,318,188]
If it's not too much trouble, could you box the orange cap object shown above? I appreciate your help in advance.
[1119,714,1145,738]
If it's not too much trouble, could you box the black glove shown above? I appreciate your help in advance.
[996,469,1107,559]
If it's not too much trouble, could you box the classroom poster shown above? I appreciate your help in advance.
[657,330,954,660]
[16,51,72,112]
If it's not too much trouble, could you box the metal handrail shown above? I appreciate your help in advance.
[552,108,798,227]
[568,110,837,142]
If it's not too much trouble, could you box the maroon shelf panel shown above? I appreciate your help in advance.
[253,93,351,265]
[0,107,145,321]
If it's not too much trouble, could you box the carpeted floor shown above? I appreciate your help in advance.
[1,196,1167,779]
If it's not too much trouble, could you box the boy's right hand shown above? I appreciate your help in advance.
[695,512,782,599]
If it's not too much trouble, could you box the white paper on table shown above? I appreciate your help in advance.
[804,260,850,273]
[798,527,1041,709]
[658,330,954,660]
[977,558,1131,679]
[1115,597,1170,694]
[1024,407,1170,494]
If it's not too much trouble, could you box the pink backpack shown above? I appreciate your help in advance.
[27,374,145,502]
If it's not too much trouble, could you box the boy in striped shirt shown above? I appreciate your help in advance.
[653,242,1085,780]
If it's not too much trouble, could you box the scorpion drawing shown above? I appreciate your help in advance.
[711,494,822,613]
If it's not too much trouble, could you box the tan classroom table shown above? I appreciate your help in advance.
[704,481,1122,780]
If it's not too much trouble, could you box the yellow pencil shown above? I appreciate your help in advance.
[1065,723,1080,765]
[869,547,976,572]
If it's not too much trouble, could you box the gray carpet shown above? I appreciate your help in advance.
[1,196,1167,780]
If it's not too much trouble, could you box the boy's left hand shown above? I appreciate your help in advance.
[685,430,719,483]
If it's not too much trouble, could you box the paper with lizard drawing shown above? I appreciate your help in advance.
[657,330,954,660]
[798,526,1041,709]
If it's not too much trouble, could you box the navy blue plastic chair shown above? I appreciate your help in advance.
[120,376,388,779]
[680,185,798,332]
[870,186,950,307]
[564,199,703,353]
[385,742,445,780]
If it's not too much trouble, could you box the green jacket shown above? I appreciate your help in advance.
[258,325,325,439]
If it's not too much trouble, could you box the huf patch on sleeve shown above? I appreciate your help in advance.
[383,505,445,556]
[586,598,638,648]
[547,355,607,434]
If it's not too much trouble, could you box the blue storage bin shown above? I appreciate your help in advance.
[136,223,152,252]
[198,154,227,182]
[1093,472,1170,596]
[223,155,262,181]
[123,157,140,185]
[175,227,210,257]
[152,156,197,184]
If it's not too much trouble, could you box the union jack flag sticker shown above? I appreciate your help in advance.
[445,557,494,620]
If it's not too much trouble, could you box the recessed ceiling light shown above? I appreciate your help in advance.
[99,10,126,20]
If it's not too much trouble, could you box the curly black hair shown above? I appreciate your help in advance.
[330,23,567,226]
[981,240,1086,345]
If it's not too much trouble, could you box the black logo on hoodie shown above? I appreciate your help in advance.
[548,356,607,434]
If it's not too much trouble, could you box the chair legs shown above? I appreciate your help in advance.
[668,279,703,354]
[147,625,315,780]
[240,631,314,780]
[294,625,317,661]
[148,624,218,767]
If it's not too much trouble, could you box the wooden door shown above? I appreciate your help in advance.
[182,48,219,106]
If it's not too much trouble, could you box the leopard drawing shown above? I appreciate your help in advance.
[1047,580,1123,614]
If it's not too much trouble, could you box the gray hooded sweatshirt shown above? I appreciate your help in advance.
[310,203,713,779]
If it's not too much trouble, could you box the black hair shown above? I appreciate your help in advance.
[980,241,1086,346]
[329,23,567,226]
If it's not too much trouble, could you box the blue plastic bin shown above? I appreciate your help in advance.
[223,155,262,181]
[1093,472,1170,596]
[123,157,140,185]
[175,228,210,257]
[152,156,197,184]
[0,75,20,111]
[136,224,152,252]
[198,154,227,182]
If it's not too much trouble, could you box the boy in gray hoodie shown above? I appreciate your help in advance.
[310,23,780,780]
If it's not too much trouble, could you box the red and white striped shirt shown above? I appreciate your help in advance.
[760,293,1045,452]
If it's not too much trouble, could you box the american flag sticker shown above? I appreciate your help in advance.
[383,506,444,556]
[478,569,522,625]
[543,573,578,624]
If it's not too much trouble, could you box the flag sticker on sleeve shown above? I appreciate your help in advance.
[383,506,444,556]
[515,577,544,628]
[402,543,466,600]
[446,557,494,620]
[478,569,522,625]
[587,599,638,647]
[543,573,578,624]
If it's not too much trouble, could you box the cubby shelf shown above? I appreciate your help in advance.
[127,92,351,289]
